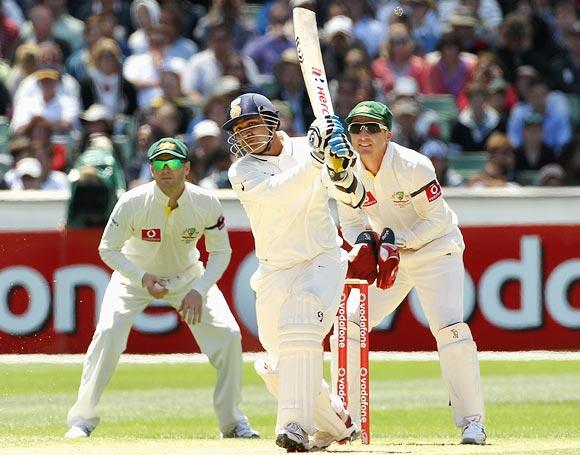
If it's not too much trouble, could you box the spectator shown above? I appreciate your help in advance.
[514,112,557,173]
[6,43,40,97]
[537,163,567,186]
[401,0,441,54]
[372,22,429,95]
[182,23,260,103]
[0,0,19,60]
[495,12,550,82]
[343,0,385,58]
[2,136,33,188]
[391,99,424,150]
[483,131,518,183]
[272,48,313,135]
[153,102,185,139]
[507,75,572,154]
[39,0,85,52]
[272,99,297,137]
[66,134,125,227]
[420,139,464,187]
[71,0,133,37]
[223,53,263,95]
[486,78,512,126]
[190,119,231,189]
[14,42,80,104]
[193,0,255,51]
[552,0,578,46]
[456,51,518,112]
[11,65,79,134]
[19,4,71,60]
[446,5,492,54]
[321,15,364,82]
[242,0,293,75]
[77,104,117,163]
[438,0,503,35]
[450,81,503,153]
[80,38,138,116]
[425,31,476,97]
[550,20,580,95]
[65,14,106,83]
[9,157,44,190]
[159,5,198,60]
[128,0,160,55]
[22,115,66,172]
[151,66,194,134]
[123,25,186,108]
[559,139,580,185]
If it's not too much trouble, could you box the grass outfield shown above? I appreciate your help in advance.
[1,357,579,454]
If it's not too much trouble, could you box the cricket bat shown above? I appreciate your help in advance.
[293,7,334,118]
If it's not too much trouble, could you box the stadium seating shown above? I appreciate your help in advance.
[448,151,489,179]
[419,94,457,141]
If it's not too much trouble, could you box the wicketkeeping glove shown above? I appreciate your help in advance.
[376,228,400,290]
[346,230,380,284]
[307,115,344,167]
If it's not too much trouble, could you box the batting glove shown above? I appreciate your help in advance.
[308,115,344,167]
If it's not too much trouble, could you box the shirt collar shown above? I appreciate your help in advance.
[153,182,186,207]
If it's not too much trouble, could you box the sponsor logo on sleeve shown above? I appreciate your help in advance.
[141,228,161,242]
[362,191,377,207]
[425,181,442,202]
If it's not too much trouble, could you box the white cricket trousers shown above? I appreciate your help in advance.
[251,250,347,434]
[67,270,247,434]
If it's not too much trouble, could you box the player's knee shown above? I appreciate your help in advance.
[436,322,473,350]
[278,292,326,348]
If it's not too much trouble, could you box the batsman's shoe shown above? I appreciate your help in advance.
[461,420,486,445]
[310,412,359,451]
[275,422,309,452]
[222,421,260,438]
[64,424,92,439]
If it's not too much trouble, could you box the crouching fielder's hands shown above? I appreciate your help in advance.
[376,228,400,290]
[179,289,203,325]
[346,230,380,284]
[308,115,344,167]
[142,273,168,299]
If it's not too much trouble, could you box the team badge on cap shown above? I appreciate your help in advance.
[158,141,176,151]
[230,99,242,119]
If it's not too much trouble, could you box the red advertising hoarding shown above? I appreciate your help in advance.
[0,226,578,353]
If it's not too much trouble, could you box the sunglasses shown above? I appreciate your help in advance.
[348,122,389,134]
[151,158,186,171]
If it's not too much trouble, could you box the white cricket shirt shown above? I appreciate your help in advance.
[99,181,231,295]
[228,132,342,269]
[338,141,462,250]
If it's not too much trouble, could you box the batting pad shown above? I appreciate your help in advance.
[254,360,354,439]
[330,320,362,427]
[277,293,326,435]
[437,322,485,427]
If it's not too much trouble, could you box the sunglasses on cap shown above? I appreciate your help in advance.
[151,158,186,171]
[348,122,389,134]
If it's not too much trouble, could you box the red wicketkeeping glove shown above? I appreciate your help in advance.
[376,228,400,290]
[346,230,380,284]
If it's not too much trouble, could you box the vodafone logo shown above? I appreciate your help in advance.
[425,181,442,202]
[141,228,161,242]
[362,191,377,207]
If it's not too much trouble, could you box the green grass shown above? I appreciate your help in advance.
[1,359,579,454]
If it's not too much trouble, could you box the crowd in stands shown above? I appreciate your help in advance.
[0,0,579,224]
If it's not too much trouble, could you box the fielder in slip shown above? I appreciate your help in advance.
[222,93,362,452]
[333,101,487,445]
[65,137,258,440]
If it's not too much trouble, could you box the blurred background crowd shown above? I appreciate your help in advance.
[0,0,578,226]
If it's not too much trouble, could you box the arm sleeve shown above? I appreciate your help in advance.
[405,159,454,249]
[98,197,147,286]
[229,159,320,203]
[191,196,232,297]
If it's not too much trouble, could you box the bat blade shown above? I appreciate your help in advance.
[293,7,334,118]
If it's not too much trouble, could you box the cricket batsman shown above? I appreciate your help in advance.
[222,93,363,452]
[333,101,486,445]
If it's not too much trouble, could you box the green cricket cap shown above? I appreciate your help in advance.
[345,101,393,130]
[147,137,188,161]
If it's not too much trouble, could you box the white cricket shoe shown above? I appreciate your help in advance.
[275,422,309,452]
[222,421,260,438]
[64,424,92,439]
[461,420,486,445]
[310,412,359,451]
